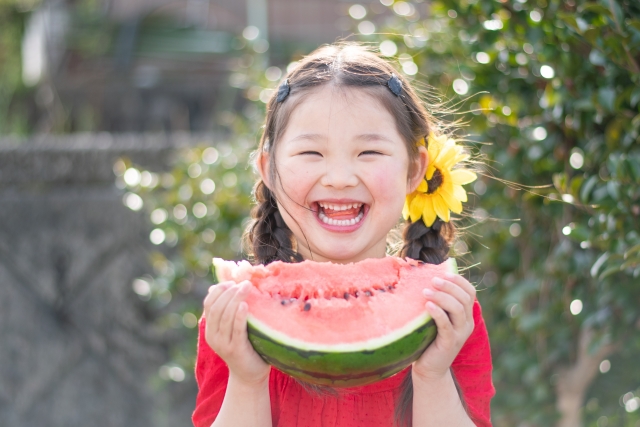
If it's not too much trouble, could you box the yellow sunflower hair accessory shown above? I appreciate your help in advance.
[402,134,477,227]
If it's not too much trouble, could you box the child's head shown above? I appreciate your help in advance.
[247,43,457,265]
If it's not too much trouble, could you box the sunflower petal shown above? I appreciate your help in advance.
[402,196,412,220]
[453,185,468,202]
[421,196,437,227]
[409,194,426,223]
[432,193,451,222]
[416,179,428,193]
[426,164,436,180]
[450,169,477,185]
[440,187,463,214]
[443,152,470,170]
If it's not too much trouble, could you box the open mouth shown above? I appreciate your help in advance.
[314,201,367,227]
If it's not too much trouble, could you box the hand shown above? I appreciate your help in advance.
[203,281,270,386]
[413,272,476,382]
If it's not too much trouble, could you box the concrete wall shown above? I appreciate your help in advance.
[0,133,209,427]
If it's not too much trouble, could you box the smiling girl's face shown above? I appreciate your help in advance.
[258,85,427,264]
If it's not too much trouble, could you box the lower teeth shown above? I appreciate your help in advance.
[318,209,364,226]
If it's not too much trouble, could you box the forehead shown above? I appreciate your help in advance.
[282,85,400,137]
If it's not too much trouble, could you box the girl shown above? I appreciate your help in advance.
[193,43,494,427]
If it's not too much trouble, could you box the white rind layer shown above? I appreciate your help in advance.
[247,311,432,352]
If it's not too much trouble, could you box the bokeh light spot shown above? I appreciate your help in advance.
[570,299,583,315]
[358,21,375,35]
[349,4,367,20]
[193,202,208,218]
[151,208,168,224]
[150,228,166,245]
[532,126,547,140]
[200,178,216,195]
[452,79,469,95]
[242,26,259,41]
[124,192,143,211]
[379,40,398,57]
[475,52,490,64]
[540,65,555,79]
[124,168,141,186]
[202,147,219,164]
[570,150,584,169]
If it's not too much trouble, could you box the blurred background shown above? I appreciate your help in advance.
[1,0,639,426]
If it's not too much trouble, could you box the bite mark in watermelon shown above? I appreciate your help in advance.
[212,256,457,387]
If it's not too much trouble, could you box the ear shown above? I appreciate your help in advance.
[256,151,271,189]
[407,145,428,194]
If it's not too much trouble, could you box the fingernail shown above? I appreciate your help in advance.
[444,272,456,279]
[432,277,443,286]
[423,288,434,296]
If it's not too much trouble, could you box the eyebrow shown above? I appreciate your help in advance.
[288,133,394,143]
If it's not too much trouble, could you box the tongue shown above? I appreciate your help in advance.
[323,207,361,220]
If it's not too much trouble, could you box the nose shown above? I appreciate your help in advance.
[320,155,359,189]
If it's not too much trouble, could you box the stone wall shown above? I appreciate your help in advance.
[0,133,211,427]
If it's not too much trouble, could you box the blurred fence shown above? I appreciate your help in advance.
[0,134,209,427]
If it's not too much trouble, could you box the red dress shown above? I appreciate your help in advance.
[193,300,494,427]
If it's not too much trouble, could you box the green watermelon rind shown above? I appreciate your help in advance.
[241,257,458,388]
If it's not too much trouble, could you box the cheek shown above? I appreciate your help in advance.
[369,163,408,202]
[276,160,317,204]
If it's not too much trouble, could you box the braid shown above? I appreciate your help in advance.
[248,181,303,265]
[395,218,469,427]
[399,219,455,264]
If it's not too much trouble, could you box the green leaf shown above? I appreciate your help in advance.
[578,4,612,18]
[627,19,640,32]
[624,244,640,259]
[591,252,609,278]
[598,87,616,112]
[583,27,601,45]
[631,87,640,108]
[599,265,620,280]
[580,175,599,203]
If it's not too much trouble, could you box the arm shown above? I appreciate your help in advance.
[212,374,272,427]
[412,274,494,427]
[413,369,474,427]
[192,282,273,427]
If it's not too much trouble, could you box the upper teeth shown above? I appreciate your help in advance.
[318,202,362,211]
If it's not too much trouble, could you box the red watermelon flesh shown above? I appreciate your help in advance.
[212,257,457,387]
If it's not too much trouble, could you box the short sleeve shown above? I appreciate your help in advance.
[451,300,495,427]
[192,317,229,427]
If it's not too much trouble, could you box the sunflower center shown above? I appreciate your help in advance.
[426,168,443,194]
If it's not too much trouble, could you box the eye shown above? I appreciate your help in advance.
[359,150,384,156]
[299,151,323,156]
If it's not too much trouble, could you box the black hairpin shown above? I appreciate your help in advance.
[276,79,290,102]
[387,73,402,97]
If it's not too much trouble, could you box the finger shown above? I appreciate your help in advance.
[232,301,249,344]
[423,289,467,328]
[220,282,252,344]
[431,278,473,309]
[203,282,232,312]
[207,285,241,333]
[425,301,454,339]
[443,273,476,301]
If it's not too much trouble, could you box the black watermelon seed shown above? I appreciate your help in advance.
[365,291,372,297]
[355,291,360,298]
[343,292,350,300]
[378,288,386,292]
[303,303,311,311]
[281,300,287,305]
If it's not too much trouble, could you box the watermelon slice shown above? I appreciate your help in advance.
[212,256,457,387]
